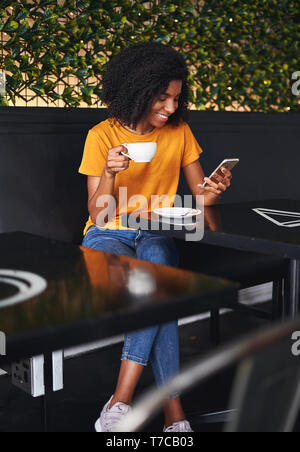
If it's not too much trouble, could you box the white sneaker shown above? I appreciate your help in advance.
[95,395,132,432]
[163,420,194,432]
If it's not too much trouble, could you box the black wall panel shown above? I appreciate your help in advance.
[179,110,300,204]
[0,107,299,244]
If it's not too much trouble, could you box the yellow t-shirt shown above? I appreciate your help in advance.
[78,119,203,234]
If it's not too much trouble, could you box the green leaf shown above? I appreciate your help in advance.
[43,9,59,23]
[80,85,94,97]
[39,0,57,7]
[15,8,29,21]
[75,68,89,81]
[0,96,9,106]
[210,86,220,98]
[17,21,30,36]
[31,85,45,96]
[49,92,61,101]
[4,20,19,33]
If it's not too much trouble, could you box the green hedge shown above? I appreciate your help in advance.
[0,0,299,111]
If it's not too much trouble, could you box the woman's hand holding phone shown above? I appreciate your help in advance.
[202,166,232,195]
[200,158,238,195]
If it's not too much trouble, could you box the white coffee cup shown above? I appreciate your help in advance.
[121,142,157,163]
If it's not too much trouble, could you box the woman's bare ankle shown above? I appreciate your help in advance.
[109,394,132,408]
[109,360,144,409]
[163,397,186,427]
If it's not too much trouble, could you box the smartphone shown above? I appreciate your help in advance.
[203,158,239,187]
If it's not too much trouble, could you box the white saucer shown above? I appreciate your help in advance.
[153,207,201,218]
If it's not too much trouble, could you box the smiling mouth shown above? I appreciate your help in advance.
[156,113,169,121]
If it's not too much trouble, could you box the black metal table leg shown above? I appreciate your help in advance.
[272,278,284,320]
[210,308,220,346]
[40,352,53,432]
[40,394,48,433]
[285,259,300,319]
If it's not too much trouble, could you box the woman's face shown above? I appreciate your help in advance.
[142,80,182,130]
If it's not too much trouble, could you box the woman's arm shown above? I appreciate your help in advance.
[182,160,232,206]
[88,144,130,225]
[87,172,115,224]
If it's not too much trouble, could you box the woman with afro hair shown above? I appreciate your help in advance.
[79,41,232,432]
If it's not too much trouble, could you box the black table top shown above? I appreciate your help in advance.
[0,232,238,365]
[122,199,300,260]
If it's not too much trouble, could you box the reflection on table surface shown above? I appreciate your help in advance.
[0,232,234,338]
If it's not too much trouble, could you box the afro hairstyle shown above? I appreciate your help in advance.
[101,41,190,129]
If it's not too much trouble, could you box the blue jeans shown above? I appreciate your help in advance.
[82,226,180,398]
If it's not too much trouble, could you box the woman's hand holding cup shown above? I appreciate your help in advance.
[104,144,130,176]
